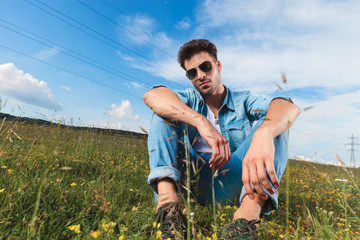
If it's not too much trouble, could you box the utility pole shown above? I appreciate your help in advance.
[345,134,359,168]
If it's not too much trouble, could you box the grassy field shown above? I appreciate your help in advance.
[0,117,359,239]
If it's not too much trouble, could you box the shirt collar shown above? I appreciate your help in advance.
[195,90,204,102]
[222,86,235,111]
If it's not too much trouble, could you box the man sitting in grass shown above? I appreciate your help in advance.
[143,39,300,239]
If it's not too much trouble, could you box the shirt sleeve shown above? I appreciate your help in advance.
[147,85,195,106]
[174,89,191,106]
[245,94,291,121]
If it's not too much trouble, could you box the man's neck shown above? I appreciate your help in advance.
[203,85,227,117]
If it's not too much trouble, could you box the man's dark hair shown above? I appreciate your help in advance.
[177,39,217,70]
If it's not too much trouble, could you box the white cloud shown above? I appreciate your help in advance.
[118,14,172,48]
[0,63,62,110]
[130,82,145,89]
[115,14,188,83]
[176,17,191,30]
[34,47,59,61]
[61,85,72,91]
[197,0,279,27]
[116,50,136,62]
[107,100,139,120]
[128,58,184,82]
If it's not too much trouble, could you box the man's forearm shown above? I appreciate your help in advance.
[143,86,205,127]
[257,98,301,137]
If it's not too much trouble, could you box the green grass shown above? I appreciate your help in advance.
[0,118,359,239]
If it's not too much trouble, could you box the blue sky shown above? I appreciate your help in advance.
[1,0,360,166]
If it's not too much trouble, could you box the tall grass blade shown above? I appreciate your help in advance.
[28,169,49,238]
[184,127,191,240]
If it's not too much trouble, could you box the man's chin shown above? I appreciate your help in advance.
[199,89,214,96]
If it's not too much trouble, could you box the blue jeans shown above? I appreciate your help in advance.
[146,114,288,214]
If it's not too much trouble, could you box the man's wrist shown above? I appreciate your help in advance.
[256,123,275,137]
[193,114,207,129]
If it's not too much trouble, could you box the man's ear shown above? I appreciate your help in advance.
[216,60,222,72]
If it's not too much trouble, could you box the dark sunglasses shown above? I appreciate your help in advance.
[185,60,216,80]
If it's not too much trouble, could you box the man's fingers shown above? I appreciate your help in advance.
[209,146,218,164]
[209,139,230,170]
[225,143,231,163]
[257,163,275,194]
[217,142,231,169]
[223,144,231,168]
[217,145,227,169]
[266,160,279,188]
[242,166,254,200]
[249,165,267,200]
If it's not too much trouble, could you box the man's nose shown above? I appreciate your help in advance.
[196,69,206,80]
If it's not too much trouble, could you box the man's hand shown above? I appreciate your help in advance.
[196,117,231,171]
[241,127,279,201]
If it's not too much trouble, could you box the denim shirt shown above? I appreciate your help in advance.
[172,86,276,153]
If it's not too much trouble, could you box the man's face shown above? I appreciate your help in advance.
[184,51,223,96]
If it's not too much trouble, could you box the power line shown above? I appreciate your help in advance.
[101,0,173,47]
[24,0,182,80]
[0,18,151,87]
[76,0,173,59]
[101,0,127,16]
[0,43,142,100]
[345,134,359,168]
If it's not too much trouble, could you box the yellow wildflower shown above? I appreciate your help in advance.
[0,189,5,193]
[74,227,81,234]
[118,236,124,240]
[70,183,77,187]
[103,224,109,232]
[90,230,100,238]
[129,189,134,191]
[68,224,81,234]
[156,230,162,239]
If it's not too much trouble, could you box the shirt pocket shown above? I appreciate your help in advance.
[227,122,251,153]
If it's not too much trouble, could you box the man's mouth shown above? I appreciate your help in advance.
[199,81,210,87]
